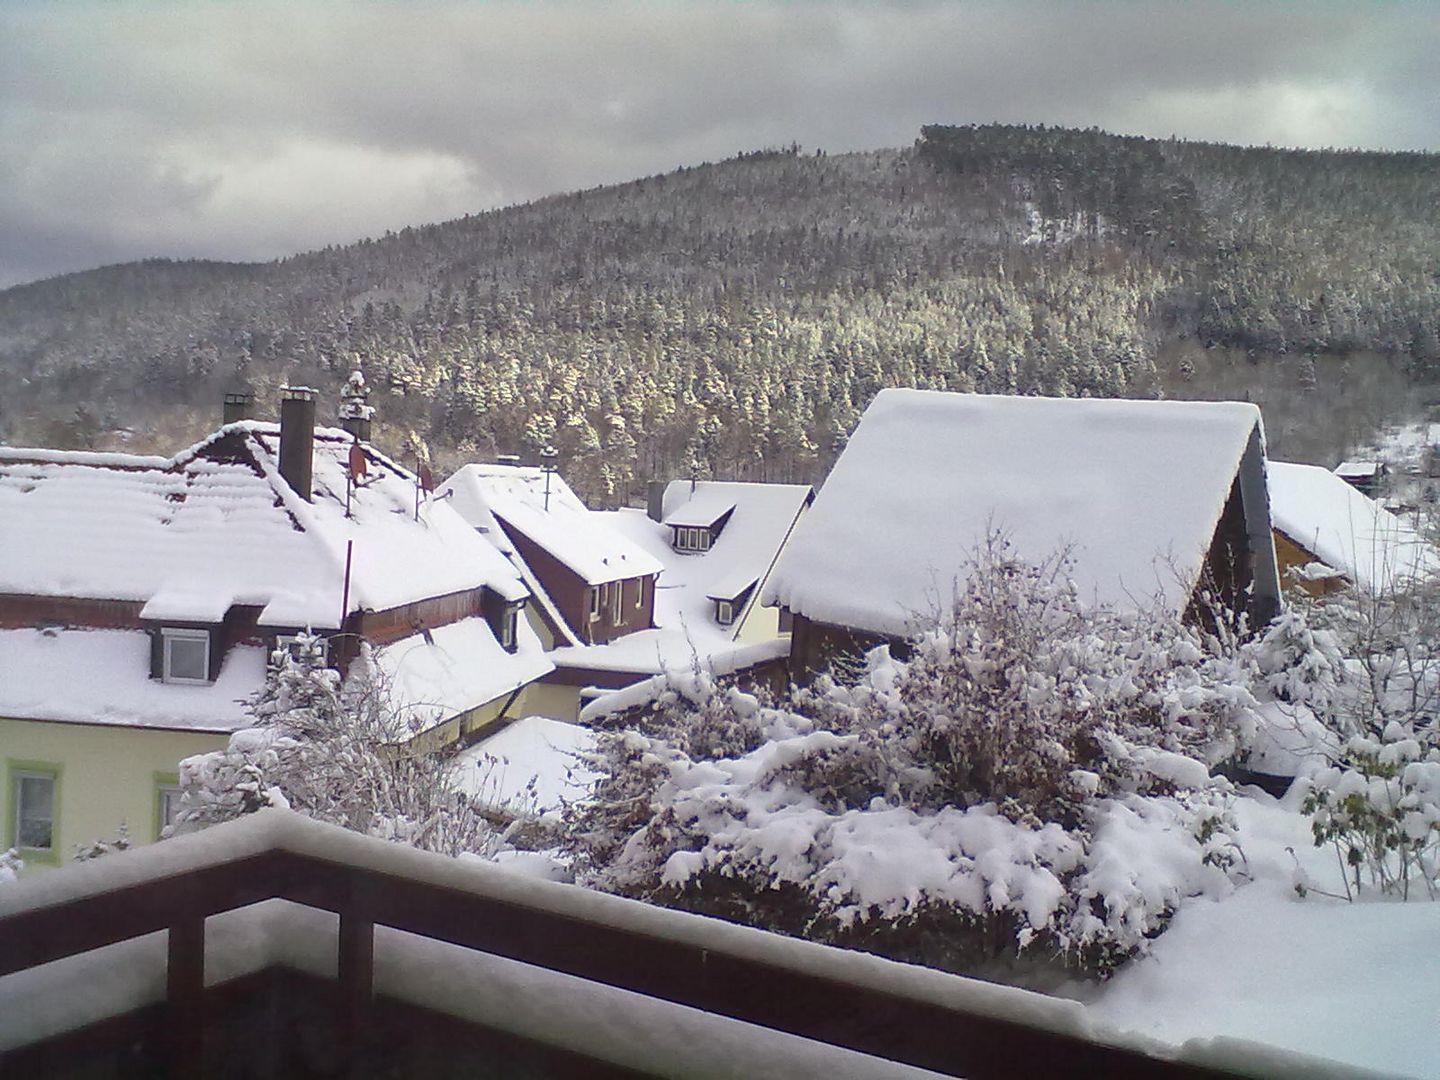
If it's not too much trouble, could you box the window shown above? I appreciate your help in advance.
[634,577,645,609]
[12,768,57,853]
[156,779,182,839]
[274,633,328,669]
[716,599,735,626]
[674,526,712,553]
[589,587,602,621]
[499,607,517,651]
[162,628,211,684]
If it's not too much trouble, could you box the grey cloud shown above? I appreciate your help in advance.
[1,0,1437,288]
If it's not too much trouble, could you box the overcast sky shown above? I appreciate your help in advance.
[2,0,1437,289]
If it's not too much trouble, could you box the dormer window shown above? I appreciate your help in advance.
[161,628,211,684]
[716,599,735,626]
[498,606,518,651]
[674,526,712,553]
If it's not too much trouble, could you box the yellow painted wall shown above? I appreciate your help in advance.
[517,681,583,723]
[1,717,227,874]
[734,597,782,644]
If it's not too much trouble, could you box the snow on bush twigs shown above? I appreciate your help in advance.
[567,538,1256,977]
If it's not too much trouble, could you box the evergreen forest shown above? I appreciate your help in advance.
[2,124,1437,501]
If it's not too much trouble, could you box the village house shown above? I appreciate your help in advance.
[1267,460,1440,596]
[0,385,551,872]
[442,462,812,718]
[764,388,1283,678]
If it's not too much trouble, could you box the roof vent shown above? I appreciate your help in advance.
[279,386,317,502]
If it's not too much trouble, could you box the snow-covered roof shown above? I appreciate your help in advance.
[1267,461,1439,593]
[374,616,552,735]
[0,423,528,629]
[662,481,814,605]
[662,488,737,529]
[0,628,262,732]
[765,389,1267,637]
[451,716,600,815]
[1333,460,1384,478]
[440,464,663,587]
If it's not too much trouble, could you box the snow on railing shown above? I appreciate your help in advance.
[0,810,1377,1079]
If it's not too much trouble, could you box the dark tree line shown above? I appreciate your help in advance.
[1,126,1436,500]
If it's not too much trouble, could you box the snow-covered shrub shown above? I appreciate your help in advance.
[176,633,502,857]
[1253,581,1440,899]
[0,849,21,885]
[72,824,132,862]
[566,540,1253,977]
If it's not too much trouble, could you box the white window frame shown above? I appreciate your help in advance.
[609,581,623,626]
[161,628,211,685]
[500,606,517,650]
[716,599,735,626]
[675,526,712,553]
[634,577,646,609]
[13,770,56,852]
[589,586,602,622]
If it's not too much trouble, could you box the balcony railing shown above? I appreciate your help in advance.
[0,810,1351,1078]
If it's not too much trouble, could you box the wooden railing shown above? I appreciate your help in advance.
[0,815,1288,1079]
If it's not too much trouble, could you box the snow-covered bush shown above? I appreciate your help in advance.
[567,541,1253,977]
[176,633,502,858]
[72,824,132,862]
[1250,580,1440,899]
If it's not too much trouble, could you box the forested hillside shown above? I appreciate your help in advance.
[2,124,1437,501]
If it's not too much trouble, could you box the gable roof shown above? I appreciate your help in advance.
[661,481,815,613]
[764,389,1273,638]
[441,464,664,587]
[0,423,528,630]
[1267,461,1440,593]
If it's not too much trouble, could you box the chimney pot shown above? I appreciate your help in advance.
[279,386,317,502]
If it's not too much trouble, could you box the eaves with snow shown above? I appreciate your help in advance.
[1267,461,1440,594]
[764,388,1282,640]
[0,422,550,731]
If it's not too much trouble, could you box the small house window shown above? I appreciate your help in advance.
[634,577,646,609]
[675,527,712,553]
[500,606,518,651]
[162,628,211,684]
[13,770,56,852]
[716,599,735,626]
[156,783,183,838]
[589,587,602,621]
[609,582,623,626]
[274,634,328,668]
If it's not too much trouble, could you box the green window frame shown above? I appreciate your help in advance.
[5,759,62,865]
[154,771,182,841]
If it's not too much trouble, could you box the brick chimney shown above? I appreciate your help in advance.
[279,386,317,501]
[223,391,255,425]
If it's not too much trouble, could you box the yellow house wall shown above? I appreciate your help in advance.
[517,681,583,723]
[0,717,228,874]
[734,597,782,644]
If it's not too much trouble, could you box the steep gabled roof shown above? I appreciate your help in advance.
[1268,461,1439,593]
[0,424,528,630]
[764,389,1274,638]
[661,480,814,621]
[440,463,663,586]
